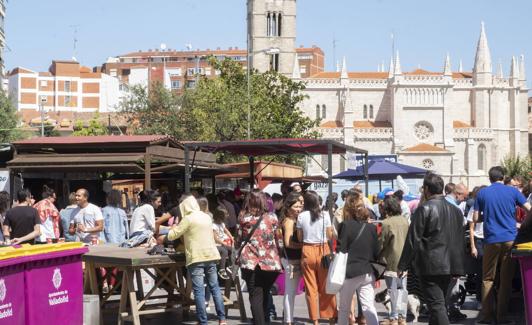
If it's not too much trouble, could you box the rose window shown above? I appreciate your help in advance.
[422,159,434,169]
[414,121,434,141]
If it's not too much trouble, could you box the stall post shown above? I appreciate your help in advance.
[327,143,333,217]
[144,153,151,190]
[248,156,255,190]
[184,146,191,193]
[364,152,369,195]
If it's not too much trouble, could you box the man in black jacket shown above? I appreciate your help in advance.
[398,173,465,325]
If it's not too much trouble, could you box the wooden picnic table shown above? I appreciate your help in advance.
[82,244,246,325]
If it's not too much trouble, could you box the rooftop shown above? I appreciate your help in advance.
[402,143,449,153]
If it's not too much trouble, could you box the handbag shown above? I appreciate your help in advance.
[370,261,387,280]
[230,214,264,277]
[356,223,387,280]
[325,221,366,294]
[325,252,348,294]
[320,211,335,269]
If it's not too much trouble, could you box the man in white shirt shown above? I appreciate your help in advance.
[69,188,104,243]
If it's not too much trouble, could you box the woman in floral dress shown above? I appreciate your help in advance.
[237,190,282,325]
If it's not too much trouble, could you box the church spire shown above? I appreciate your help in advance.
[340,56,348,79]
[497,59,504,78]
[474,22,492,73]
[519,54,526,82]
[393,51,402,75]
[473,22,492,85]
[388,56,394,78]
[510,56,519,87]
[443,53,452,76]
[291,53,301,79]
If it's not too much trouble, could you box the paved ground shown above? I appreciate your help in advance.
[102,282,526,324]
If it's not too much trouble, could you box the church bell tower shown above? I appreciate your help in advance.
[247,0,297,76]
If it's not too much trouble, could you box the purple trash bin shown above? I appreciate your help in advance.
[0,257,26,324]
[516,254,532,325]
[24,247,88,325]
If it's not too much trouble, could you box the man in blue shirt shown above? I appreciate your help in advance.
[473,166,531,324]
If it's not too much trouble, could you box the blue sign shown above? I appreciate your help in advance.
[347,154,397,169]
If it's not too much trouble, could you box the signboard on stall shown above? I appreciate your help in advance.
[0,170,9,193]
[346,154,397,169]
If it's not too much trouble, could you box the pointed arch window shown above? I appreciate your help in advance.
[363,105,368,119]
[478,144,487,171]
[369,105,374,119]
[316,105,320,119]
[322,105,327,119]
[277,13,282,36]
[266,13,271,36]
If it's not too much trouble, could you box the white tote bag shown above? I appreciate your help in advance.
[325,252,348,294]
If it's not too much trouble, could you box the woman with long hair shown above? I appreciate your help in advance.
[337,192,379,325]
[297,191,336,325]
[237,190,282,325]
[280,191,304,325]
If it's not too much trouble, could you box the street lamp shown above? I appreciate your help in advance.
[39,95,47,137]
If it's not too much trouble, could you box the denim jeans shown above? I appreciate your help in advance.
[189,262,226,324]
[384,276,408,319]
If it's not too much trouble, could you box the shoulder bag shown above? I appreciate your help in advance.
[358,222,387,280]
[230,214,265,276]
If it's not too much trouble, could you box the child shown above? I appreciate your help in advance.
[212,206,234,280]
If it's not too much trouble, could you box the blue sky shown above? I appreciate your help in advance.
[5,0,532,80]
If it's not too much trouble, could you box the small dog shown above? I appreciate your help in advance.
[375,290,421,323]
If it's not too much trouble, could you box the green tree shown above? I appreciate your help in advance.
[182,57,319,142]
[501,155,532,181]
[43,123,60,137]
[72,113,108,136]
[118,58,320,163]
[0,90,22,142]
[118,82,191,139]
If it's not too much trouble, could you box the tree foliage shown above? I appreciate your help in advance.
[118,82,191,139]
[118,58,320,163]
[501,155,532,181]
[182,57,319,143]
[72,113,108,136]
[0,90,22,142]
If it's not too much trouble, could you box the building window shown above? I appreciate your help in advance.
[40,80,48,88]
[422,159,434,169]
[186,80,196,88]
[363,105,368,119]
[65,95,72,107]
[369,105,374,119]
[269,54,279,72]
[205,67,212,76]
[478,144,487,171]
[300,66,307,74]
[277,13,282,36]
[267,12,281,37]
[316,105,320,119]
[171,80,181,89]
[414,121,434,141]
[110,69,117,77]
[121,69,131,76]
[64,81,71,93]
[322,105,326,119]
[187,68,196,75]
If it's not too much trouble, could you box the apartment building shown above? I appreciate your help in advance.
[8,60,122,113]
[100,46,324,92]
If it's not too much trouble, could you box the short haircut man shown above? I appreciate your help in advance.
[474,166,531,323]
[398,172,464,324]
[444,183,456,196]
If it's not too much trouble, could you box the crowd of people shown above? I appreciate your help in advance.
[0,164,530,325]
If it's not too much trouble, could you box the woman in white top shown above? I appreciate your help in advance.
[296,191,337,325]
[129,189,161,235]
